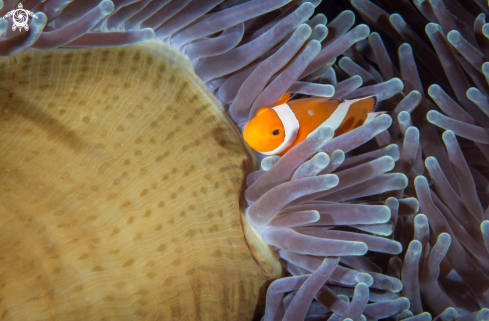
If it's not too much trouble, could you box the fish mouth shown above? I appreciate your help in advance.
[243,123,261,151]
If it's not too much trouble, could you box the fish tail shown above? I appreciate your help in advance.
[349,96,377,114]
[364,96,377,112]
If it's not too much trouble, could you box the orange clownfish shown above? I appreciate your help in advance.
[243,96,380,156]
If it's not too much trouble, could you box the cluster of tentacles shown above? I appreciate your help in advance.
[1,0,489,320]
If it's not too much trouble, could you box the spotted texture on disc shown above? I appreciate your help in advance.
[0,42,281,320]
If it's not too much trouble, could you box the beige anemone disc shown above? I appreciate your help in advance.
[0,41,281,320]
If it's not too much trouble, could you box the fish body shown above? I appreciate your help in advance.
[243,96,378,156]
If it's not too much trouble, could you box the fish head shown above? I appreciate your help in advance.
[243,107,285,154]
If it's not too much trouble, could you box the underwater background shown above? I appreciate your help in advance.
[1,0,489,320]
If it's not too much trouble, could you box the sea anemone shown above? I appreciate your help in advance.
[347,0,489,318]
[0,0,489,320]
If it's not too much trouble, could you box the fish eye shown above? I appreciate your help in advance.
[272,129,280,135]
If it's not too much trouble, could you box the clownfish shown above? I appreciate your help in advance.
[243,95,380,156]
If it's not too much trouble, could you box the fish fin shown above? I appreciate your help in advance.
[256,107,271,116]
[274,93,292,106]
[348,96,377,114]
[363,96,377,112]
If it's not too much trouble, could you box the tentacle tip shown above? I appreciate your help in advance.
[311,124,334,140]
[308,39,322,53]
[389,77,404,90]
[481,220,489,233]
[386,144,400,161]
[483,23,489,37]
[426,109,440,122]
[467,87,482,99]
[331,149,345,157]
[446,29,460,42]
[311,210,320,221]
[424,156,438,168]
[315,152,330,164]
[33,12,47,26]
[368,31,381,40]
[350,0,362,8]
[425,22,441,35]
[476,308,489,321]
[428,84,441,96]
[398,110,410,121]
[99,0,115,15]
[354,242,369,255]
[438,232,452,244]
[399,174,409,189]
[414,175,428,187]
[358,274,373,287]
[0,18,7,34]
[377,113,393,127]
[353,24,370,39]
[338,56,350,65]
[341,10,355,19]
[381,207,392,222]
[386,197,399,207]
[390,13,402,20]
[324,85,335,96]
[393,243,403,255]
[414,213,428,225]
[323,173,339,187]
[405,126,420,138]
[408,240,422,255]
[141,28,156,41]
[355,281,370,295]
[296,1,315,18]
[441,130,455,141]
[410,89,422,100]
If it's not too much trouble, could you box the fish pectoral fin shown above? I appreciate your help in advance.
[364,111,386,124]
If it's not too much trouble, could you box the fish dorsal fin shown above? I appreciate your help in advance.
[273,93,292,107]
[256,107,271,116]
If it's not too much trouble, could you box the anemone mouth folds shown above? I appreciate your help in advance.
[0,41,281,320]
